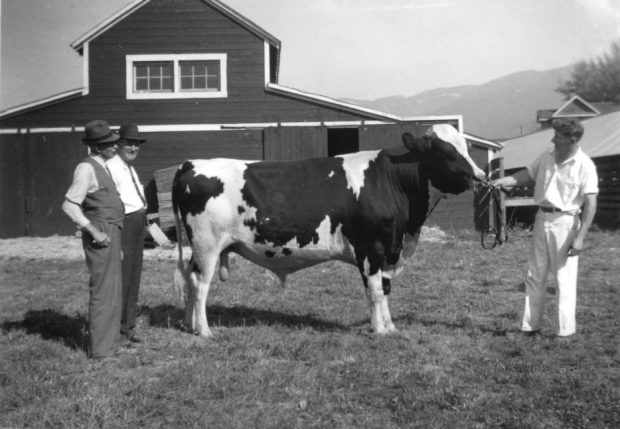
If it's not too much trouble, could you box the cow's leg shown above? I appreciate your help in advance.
[380,278,397,333]
[363,268,389,335]
[184,271,196,330]
[191,254,219,338]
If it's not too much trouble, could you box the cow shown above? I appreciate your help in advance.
[172,124,486,337]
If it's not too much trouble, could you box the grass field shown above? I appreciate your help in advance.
[1,228,619,428]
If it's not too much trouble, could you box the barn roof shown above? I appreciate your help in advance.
[498,111,620,170]
[70,0,282,52]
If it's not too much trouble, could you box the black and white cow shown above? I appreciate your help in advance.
[172,124,486,337]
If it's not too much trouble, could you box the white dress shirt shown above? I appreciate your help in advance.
[528,147,598,213]
[107,155,146,214]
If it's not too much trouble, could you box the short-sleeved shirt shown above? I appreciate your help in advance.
[106,155,146,214]
[528,147,598,213]
[64,155,111,227]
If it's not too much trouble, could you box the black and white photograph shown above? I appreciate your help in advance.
[1,0,619,427]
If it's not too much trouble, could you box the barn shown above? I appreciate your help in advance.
[0,0,500,238]
[498,110,620,228]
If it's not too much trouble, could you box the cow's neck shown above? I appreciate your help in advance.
[383,153,430,236]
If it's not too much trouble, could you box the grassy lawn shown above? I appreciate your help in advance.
[1,229,619,428]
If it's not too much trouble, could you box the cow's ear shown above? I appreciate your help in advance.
[402,132,431,154]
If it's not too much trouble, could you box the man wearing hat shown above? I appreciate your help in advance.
[62,120,124,360]
[107,124,148,344]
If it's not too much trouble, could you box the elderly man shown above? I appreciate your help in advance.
[107,124,148,344]
[62,120,124,360]
[492,118,598,337]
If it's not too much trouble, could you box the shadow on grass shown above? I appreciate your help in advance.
[394,313,514,337]
[142,303,350,332]
[2,309,88,352]
[515,281,556,295]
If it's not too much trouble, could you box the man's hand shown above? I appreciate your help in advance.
[83,224,111,248]
[567,237,584,257]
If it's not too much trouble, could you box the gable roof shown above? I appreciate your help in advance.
[537,95,600,123]
[70,0,281,53]
[498,111,620,170]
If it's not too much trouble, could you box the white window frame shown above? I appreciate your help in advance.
[126,53,228,100]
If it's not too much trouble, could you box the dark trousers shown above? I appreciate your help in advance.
[82,222,122,358]
[121,210,146,334]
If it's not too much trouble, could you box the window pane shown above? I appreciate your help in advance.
[180,76,192,90]
[194,76,206,89]
[179,60,219,91]
[136,78,148,91]
[162,76,173,91]
[207,75,220,90]
[133,61,173,92]
[149,77,161,91]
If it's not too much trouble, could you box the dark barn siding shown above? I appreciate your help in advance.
[0,133,85,237]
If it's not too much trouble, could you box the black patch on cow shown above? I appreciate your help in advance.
[238,206,246,214]
[265,250,276,258]
[171,161,225,243]
[240,157,357,248]
[282,248,293,256]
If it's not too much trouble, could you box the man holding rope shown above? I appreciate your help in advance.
[492,118,598,338]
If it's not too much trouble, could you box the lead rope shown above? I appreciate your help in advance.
[479,184,508,250]
[415,193,447,236]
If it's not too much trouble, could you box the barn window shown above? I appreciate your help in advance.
[126,54,227,99]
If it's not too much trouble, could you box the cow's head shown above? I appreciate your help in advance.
[402,124,486,194]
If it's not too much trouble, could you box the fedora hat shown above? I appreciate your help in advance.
[118,124,147,143]
[82,120,120,144]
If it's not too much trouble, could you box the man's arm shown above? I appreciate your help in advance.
[568,193,597,257]
[491,168,533,190]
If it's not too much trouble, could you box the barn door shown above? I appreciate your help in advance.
[359,123,430,151]
[263,126,328,161]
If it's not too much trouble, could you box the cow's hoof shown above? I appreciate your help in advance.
[197,329,213,338]
[385,323,398,333]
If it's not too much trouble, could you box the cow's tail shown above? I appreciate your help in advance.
[172,167,189,307]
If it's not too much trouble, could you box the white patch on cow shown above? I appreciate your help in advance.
[328,170,335,179]
[429,124,486,179]
[336,150,380,199]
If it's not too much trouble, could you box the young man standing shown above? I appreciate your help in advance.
[107,124,148,344]
[62,120,124,360]
[492,118,598,337]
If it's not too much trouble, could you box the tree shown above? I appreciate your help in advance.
[556,39,620,102]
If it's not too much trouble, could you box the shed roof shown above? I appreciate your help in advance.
[498,111,620,170]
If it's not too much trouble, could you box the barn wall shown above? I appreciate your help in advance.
[594,154,620,228]
[0,133,85,238]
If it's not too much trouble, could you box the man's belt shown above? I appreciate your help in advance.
[539,206,574,214]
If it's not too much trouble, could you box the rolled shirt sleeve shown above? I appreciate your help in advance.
[63,162,98,228]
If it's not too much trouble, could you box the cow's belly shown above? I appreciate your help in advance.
[229,241,355,275]
[225,214,356,275]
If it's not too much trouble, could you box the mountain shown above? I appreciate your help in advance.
[344,67,573,140]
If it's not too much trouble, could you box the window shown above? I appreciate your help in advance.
[126,54,227,99]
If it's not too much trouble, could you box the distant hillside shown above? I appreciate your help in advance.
[345,67,573,140]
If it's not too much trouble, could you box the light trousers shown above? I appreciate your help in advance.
[522,210,580,336]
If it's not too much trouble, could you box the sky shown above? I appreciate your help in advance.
[1,0,619,111]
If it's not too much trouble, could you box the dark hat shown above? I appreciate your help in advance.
[118,124,147,143]
[82,120,120,144]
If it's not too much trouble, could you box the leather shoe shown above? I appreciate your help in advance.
[122,331,143,344]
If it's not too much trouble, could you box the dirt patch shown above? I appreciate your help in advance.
[0,226,448,261]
